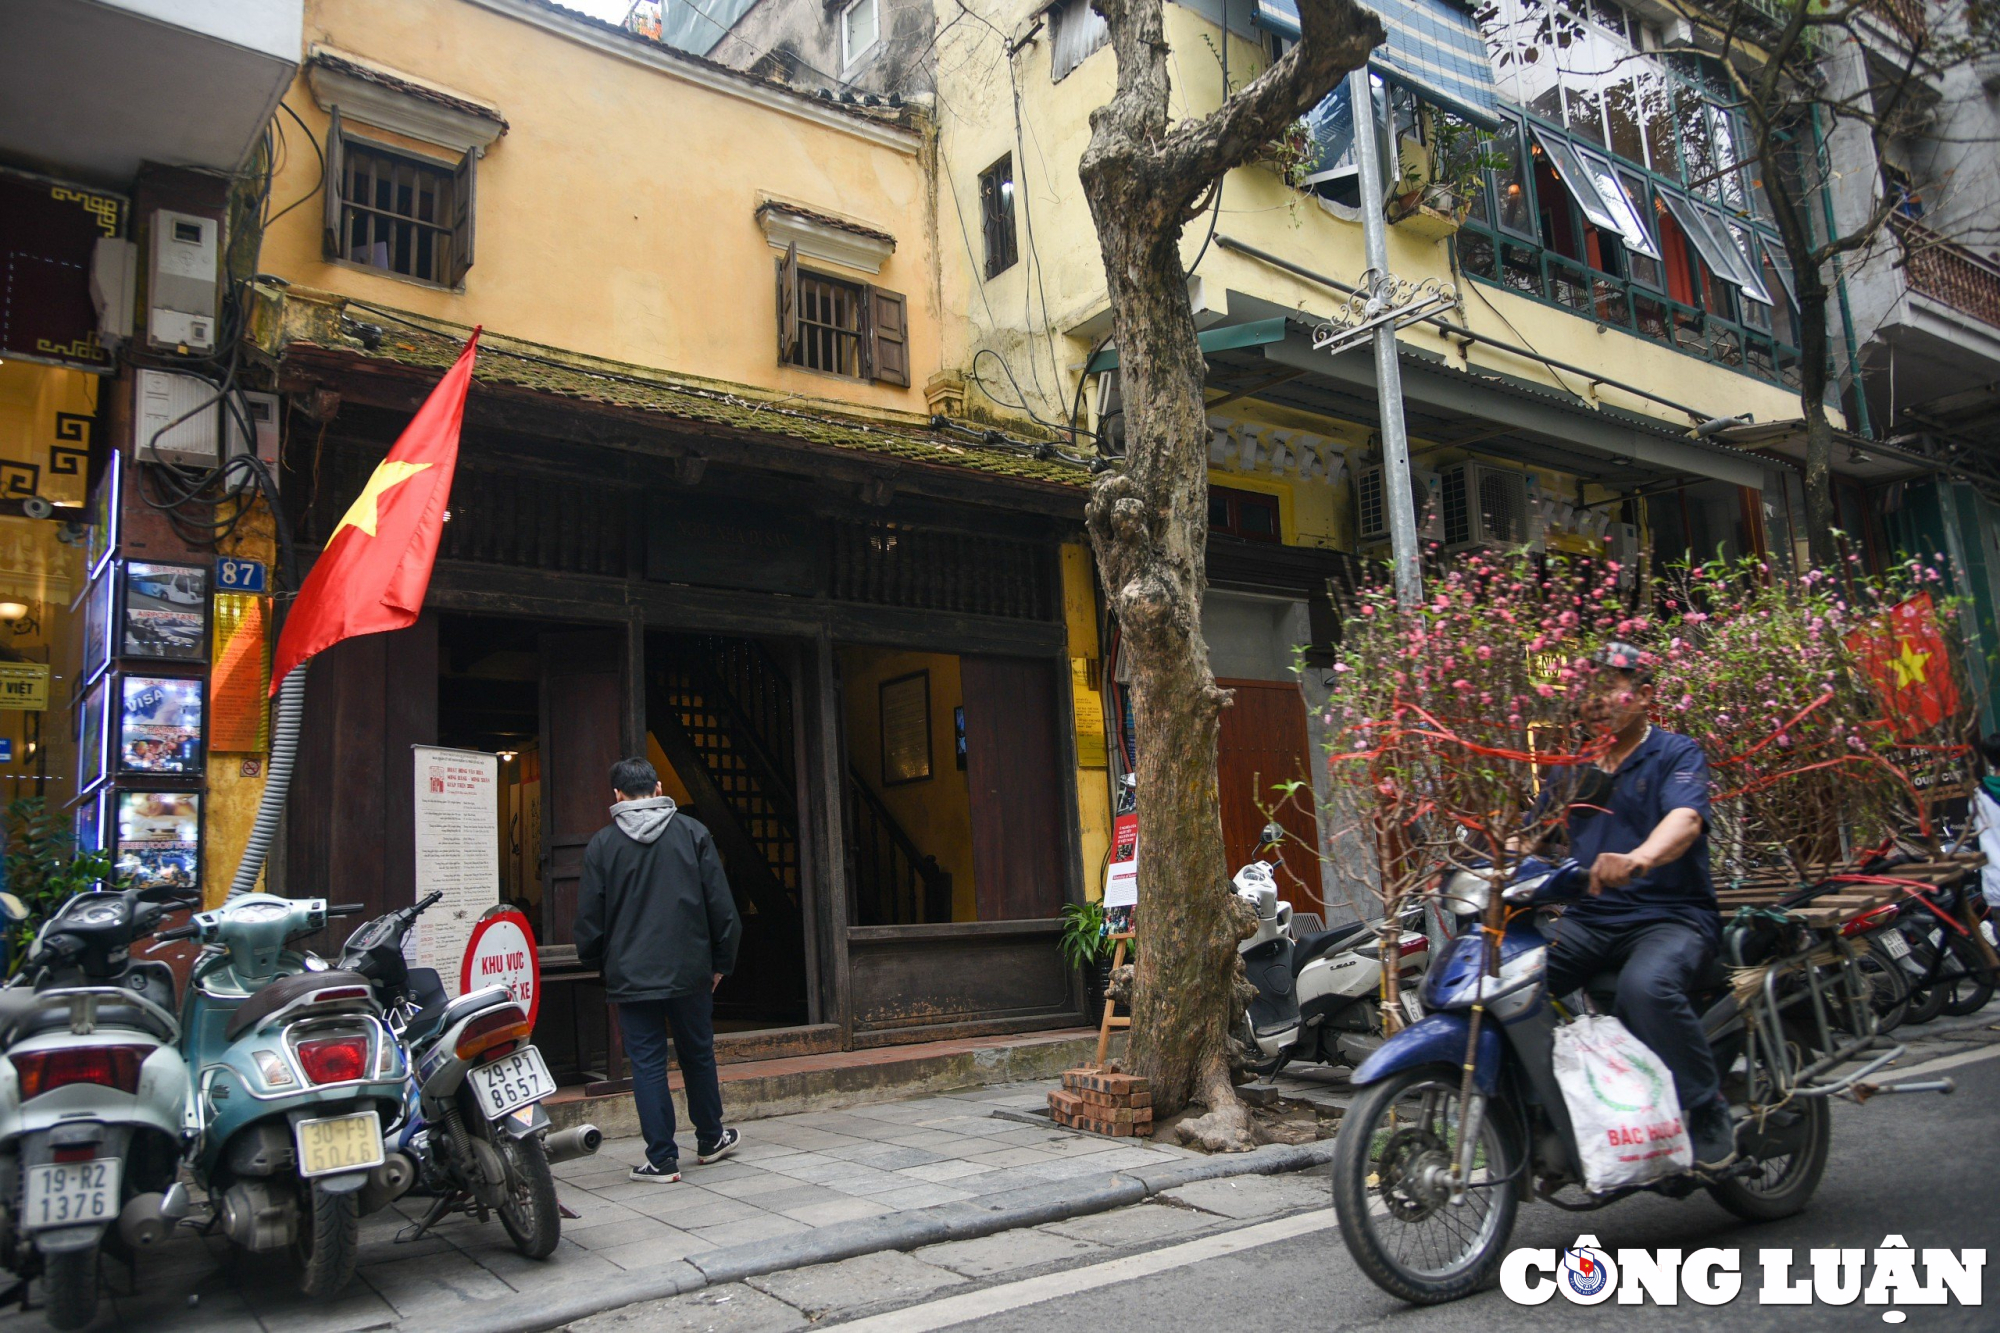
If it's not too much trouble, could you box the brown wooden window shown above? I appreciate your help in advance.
[1209,486,1280,542]
[321,108,476,287]
[979,156,1018,278]
[775,242,909,385]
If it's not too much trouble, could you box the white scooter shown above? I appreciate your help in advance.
[1233,856,1429,1077]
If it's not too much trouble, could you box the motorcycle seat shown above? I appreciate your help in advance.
[225,969,377,1041]
[1292,919,1372,972]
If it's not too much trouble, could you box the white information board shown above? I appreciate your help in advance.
[413,745,501,997]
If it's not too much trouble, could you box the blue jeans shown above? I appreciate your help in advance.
[615,991,725,1168]
[1544,917,1723,1113]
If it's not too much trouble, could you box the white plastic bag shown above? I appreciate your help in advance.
[1551,1014,1692,1193]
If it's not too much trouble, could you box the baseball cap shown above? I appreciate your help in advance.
[1592,641,1653,681]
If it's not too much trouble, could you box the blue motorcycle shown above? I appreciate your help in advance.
[1330,857,1953,1304]
[163,895,412,1298]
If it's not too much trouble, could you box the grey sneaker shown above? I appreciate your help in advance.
[1689,1103,1737,1171]
[629,1161,681,1183]
[696,1128,740,1165]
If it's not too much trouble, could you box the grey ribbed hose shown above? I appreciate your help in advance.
[227,664,307,900]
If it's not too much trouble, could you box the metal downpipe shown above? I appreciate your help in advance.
[227,664,307,900]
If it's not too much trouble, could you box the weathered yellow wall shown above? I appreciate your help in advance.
[263,0,937,418]
[838,646,978,919]
[201,501,279,907]
[1061,543,1111,898]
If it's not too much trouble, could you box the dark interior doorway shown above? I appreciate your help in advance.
[645,632,811,1032]
[436,614,545,936]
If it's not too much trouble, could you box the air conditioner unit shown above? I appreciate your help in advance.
[1439,461,1528,550]
[135,369,219,469]
[1357,463,1442,544]
[1609,521,1639,581]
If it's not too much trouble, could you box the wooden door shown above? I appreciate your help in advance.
[960,655,1068,920]
[537,630,627,951]
[1216,678,1321,913]
[281,616,437,950]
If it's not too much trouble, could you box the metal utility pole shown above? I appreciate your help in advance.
[1347,67,1422,610]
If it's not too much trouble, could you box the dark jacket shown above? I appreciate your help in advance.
[573,796,742,1001]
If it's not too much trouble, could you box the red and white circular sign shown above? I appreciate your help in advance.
[460,907,540,1029]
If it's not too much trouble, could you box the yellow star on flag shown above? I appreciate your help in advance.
[330,461,433,545]
[1890,638,1931,688]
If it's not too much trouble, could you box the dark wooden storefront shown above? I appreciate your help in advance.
[275,376,1090,1080]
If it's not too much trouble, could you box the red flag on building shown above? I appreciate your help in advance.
[270,330,479,694]
[1845,592,1960,739]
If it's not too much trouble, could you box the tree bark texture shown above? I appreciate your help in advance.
[1078,0,1381,1144]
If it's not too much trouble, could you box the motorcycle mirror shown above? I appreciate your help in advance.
[0,893,25,923]
[1259,822,1285,849]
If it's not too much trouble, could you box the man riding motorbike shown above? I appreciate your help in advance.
[1537,641,1735,1171]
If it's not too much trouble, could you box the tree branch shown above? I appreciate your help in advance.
[1156,0,1384,202]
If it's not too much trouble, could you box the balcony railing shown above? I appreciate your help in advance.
[1867,0,1928,44]
[1896,216,2000,330]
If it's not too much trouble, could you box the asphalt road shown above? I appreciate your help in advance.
[834,1029,2000,1333]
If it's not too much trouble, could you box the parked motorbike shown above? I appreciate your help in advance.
[337,893,599,1257]
[1330,856,1954,1305]
[0,887,194,1329]
[163,894,412,1298]
[1232,859,1428,1077]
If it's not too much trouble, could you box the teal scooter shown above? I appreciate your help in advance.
[160,894,413,1297]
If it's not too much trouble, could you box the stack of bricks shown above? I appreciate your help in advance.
[1049,1069,1153,1137]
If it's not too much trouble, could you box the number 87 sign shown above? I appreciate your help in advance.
[460,907,541,1029]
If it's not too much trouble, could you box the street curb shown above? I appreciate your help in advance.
[408,1141,1334,1333]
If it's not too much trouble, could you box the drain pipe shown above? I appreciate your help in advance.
[226,664,307,900]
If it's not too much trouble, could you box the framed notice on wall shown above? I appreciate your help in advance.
[880,670,931,785]
[80,571,112,689]
[113,790,201,893]
[118,674,204,776]
[210,593,269,751]
[120,560,209,662]
[413,746,502,999]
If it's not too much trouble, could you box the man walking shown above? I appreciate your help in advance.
[574,757,742,1181]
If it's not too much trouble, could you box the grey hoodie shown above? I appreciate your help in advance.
[611,794,677,845]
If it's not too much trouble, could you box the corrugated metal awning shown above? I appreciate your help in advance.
[1255,0,1501,128]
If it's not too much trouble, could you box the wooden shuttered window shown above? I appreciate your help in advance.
[775,253,908,387]
[321,111,478,288]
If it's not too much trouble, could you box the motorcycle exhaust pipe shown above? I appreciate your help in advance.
[358,1152,417,1216]
[118,1192,173,1249]
[544,1124,602,1164]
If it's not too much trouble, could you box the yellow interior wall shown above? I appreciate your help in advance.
[644,731,697,810]
[1061,543,1110,900]
[838,647,978,921]
[265,0,937,419]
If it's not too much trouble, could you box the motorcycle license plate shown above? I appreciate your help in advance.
[22,1160,119,1232]
[1881,931,1910,959]
[1399,993,1424,1027]
[470,1045,555,1120]
[295,1112,385,1178]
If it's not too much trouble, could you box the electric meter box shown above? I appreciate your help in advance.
[135,369,220,468]
[147,209,219,353]
[225,391,282,491]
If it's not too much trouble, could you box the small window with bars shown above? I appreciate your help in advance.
[775,242,910,386]
[321,109,476,288]
[979,156,1018,279]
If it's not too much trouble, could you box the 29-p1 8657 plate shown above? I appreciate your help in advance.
[470,1046,554,1120]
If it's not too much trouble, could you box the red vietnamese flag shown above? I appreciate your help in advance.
[270,330,479,694]
[1844,592,1960,739]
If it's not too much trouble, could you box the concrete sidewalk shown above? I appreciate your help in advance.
[26,1080,1332,1333]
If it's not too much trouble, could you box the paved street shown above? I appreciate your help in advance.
[583,1013,2000,1333]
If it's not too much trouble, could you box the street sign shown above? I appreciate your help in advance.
[460,907,540,1029]
[0,739,13,762]
[215,557,266,593]
[0,663,49,711]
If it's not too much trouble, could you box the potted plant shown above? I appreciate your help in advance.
[1059,900,1115,1022]
[3,798,118,975]
[1387,113,1499,239]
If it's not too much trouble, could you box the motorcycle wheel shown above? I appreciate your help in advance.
[1857,941,1910,1034]
[41,1244,98,1332]
[1330,1064,1517,1305]
[1902,930,1950,1025]
[495,1133,560,1260]
[1939,934,1996,1017]
[294,1180,360,1298]
[1708,1095,1830,1222]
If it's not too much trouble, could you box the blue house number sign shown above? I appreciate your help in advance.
[216,558,267,593]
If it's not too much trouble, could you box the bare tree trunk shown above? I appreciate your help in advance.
[1796,286,1839,567]
[1078,0,1380,1147]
